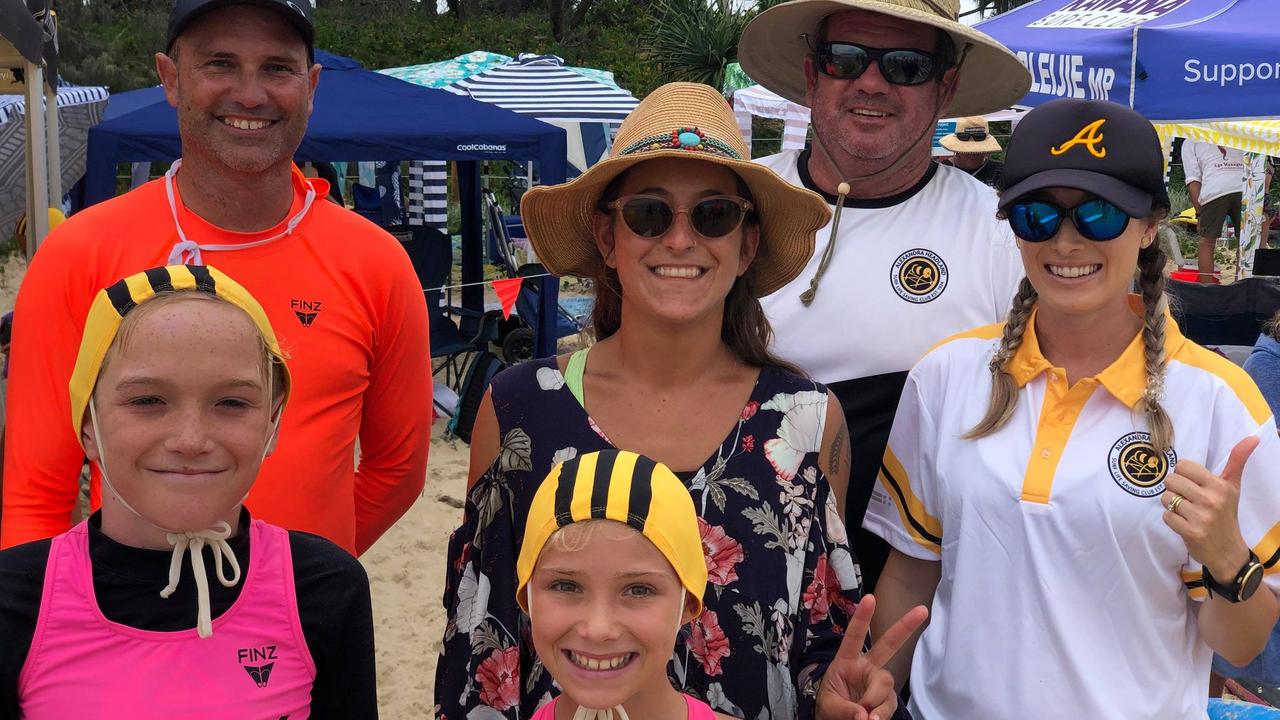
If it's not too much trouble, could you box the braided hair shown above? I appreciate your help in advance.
[963,277,1037,440]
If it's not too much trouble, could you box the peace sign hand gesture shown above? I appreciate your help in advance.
[1161,436,1258,584]
[816,594,929,720]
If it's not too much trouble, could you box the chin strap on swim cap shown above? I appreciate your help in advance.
[572,705,632,720]
[160,522,242,639]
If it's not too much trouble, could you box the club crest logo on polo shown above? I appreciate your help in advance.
[890,249,948,304]
[1108,432,1178,497]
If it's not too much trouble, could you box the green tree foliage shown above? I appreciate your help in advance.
[54,0,661,94]
[56,0,169,91]
[643,0,750,91]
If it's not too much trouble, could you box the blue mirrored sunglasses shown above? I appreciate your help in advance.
[1007,198,1132,242]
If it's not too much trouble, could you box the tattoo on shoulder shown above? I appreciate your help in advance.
[827,422,849,479]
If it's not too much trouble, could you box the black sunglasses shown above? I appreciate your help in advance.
[955,129,988,142]
[814,42,948,86]
[603,195,753,239]
[1007,198,1132,242]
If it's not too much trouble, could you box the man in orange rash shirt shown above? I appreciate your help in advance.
[1,0,431,556]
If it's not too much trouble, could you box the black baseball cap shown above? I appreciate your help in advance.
[166,0,315,55]
[998,98,1169,218]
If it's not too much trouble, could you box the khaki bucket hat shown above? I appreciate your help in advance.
[940,116,1002,153]
[520,82,831,297]
[738,0,1031,118]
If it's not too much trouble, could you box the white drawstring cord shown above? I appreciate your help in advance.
[160,522,242,639]
[163,159,317,265]
[572,705,631,720]
[798,45,970,306]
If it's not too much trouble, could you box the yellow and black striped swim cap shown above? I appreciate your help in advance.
[516,449,707,615]
[68,264,290,443]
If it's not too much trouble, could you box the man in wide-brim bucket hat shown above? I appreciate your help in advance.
[738,0,1029,117]
[521,81,831,296]
[731,0,1034,604]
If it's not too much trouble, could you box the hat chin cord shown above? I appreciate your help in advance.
[86,378,280,639]
[799,47,969,306]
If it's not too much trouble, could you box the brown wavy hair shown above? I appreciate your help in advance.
[588,169,801,375]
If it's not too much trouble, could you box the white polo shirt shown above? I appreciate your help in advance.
[864,301,1280,720]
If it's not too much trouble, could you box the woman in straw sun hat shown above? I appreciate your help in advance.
[867,98,1280,719]
[0,265,376,718]
[437,82,926,720]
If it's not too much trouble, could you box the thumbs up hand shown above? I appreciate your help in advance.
[1161,436,1259,584]
[816,594,928,720]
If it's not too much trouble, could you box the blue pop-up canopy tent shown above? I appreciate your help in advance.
[84,51,567,356]
[977,0,1280,122]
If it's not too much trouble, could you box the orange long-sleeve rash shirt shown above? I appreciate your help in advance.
[2,169,432,555]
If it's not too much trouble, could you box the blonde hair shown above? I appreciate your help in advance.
[543,519,641,555]
[965,235,1175,453]
[100,291,287,404]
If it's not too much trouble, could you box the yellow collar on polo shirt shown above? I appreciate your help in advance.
[1007,295,1187,409]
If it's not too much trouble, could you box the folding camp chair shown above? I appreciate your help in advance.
[385,224,498,390]
[483,190,587,363]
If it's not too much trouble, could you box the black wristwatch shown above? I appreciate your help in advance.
[1203,551,1265,603]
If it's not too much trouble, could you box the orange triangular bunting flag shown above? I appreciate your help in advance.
[492,277,523,320]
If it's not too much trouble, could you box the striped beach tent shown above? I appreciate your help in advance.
[0,82,108,239]
[384,53,638,230]
[447,53,637,176]
[447,54,638,235]
[447,53,636,126]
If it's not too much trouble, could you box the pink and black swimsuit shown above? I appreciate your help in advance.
[0,510,374,719]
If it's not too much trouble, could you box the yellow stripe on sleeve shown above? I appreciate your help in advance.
[878,447,943,553]
[1173,343,1273,426]
[1180,569,1208,600]
[1253,521,1280,574]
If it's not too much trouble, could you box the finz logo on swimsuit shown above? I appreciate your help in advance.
[890,249,948,304]
[1108,432,1177,497]
[291,299,322,327]
[238,645,279,688]
[1028,0,1191,30]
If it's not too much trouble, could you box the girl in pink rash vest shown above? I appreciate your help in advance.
[0,265,376,719]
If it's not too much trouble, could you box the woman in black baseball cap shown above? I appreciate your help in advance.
[867,98,1280,718]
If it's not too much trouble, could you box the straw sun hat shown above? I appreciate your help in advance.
[738,0,1030,119]
[939,116,1002,154]
[520,82,831,298]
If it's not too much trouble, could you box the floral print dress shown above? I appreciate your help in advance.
[435,358,865,720]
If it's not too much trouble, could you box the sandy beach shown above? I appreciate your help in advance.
[360,423,466,719]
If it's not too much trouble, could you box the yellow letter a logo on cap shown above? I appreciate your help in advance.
[1051,119,1107,158]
